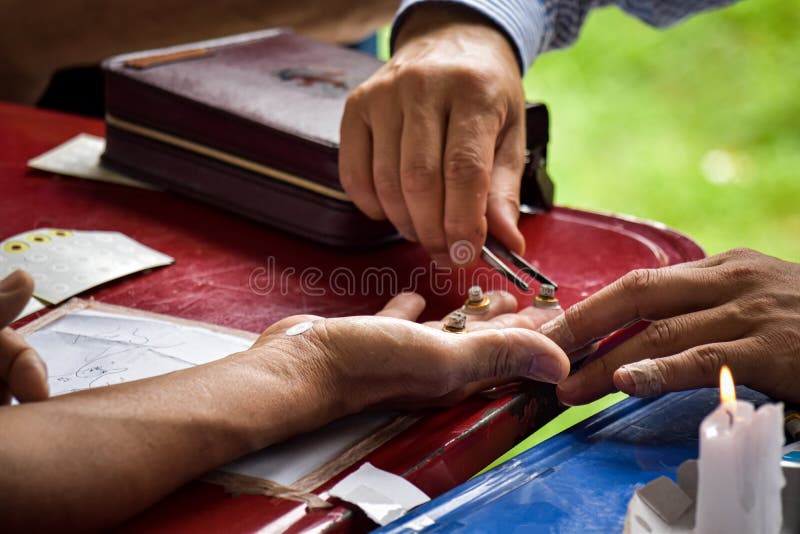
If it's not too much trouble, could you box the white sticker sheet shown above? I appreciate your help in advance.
[0,228,174,304]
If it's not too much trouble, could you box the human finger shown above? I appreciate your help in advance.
[441,99,495,265]
[339,93,385,221]
[0,327,48,403]
[486,109,526,254]
[0,270,35,327]
[539,266,736,354]
[422,291,518,329]
[375,292,426,320]
[448,328,569,385]
[613,338,770,399]
[399,99,447,261]
[464,298,562,331]
[371,105,417,241]
[556,303,751,405]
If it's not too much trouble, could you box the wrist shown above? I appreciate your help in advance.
[393,3,521,73]
[234,328,347,445]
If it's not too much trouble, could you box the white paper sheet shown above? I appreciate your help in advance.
[25,309,393,485]
[27,133,155,189]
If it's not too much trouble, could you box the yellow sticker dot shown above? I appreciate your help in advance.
[3,241,30,253]
[26,233,52,244]
[48,229,73,238]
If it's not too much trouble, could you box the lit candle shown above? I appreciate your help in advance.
[695,366,785,533]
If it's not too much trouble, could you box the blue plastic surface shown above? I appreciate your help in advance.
[377,387,770,533]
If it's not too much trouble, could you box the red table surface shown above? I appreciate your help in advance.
[1,102,704,532]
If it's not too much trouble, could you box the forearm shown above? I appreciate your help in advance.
[0,0,397,103]
[0,348,329,532]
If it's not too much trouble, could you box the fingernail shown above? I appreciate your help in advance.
[400,226,418,242]
[530,353,566,384]
[616,359,665,397]
[539,314,576,349]
[0,270,26,293]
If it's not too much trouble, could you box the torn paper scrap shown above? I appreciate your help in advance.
[0,228,174,304]
[28,133,156,190]
[14,297,47,322]
[329,462,430,526]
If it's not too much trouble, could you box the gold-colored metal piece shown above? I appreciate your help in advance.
[442,311,468,333]
[463,285,491,314]
[533,283,560,309]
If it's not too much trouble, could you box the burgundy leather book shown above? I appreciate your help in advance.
[101,29,553,247]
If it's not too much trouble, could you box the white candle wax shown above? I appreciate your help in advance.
[695,398,785,533]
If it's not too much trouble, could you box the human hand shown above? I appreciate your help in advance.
[539,249,800,405]
[0,270,49,404]
[340,4,526,265]
[246,291,568,428]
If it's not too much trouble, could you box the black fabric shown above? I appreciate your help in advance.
[37,65,105,118]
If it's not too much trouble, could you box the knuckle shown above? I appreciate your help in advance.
[372,166,402,194]
[344,87,366,110]
[762,329,800,354]
[641,320,677,350]
[401,160,440,195]
[687,345,726,379]
[452,65,496,96]
[728,247,759,259]
[488,331,515,377]
[740,294,780,315]
[444,150,490,189]
[564,301,590,338]
[488,189,521,211]
[397,65,435,94]
[722,261,761,283]
[619,268,658,297]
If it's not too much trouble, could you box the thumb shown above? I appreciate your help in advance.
[455,328,569,384]
[0,270,35,327]
[486,117,525,254]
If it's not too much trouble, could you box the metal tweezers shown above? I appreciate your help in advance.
[481,236,557,292]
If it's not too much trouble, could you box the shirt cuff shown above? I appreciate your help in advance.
[391,0,549,72]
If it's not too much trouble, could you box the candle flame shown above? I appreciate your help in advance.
[719,365,736,405]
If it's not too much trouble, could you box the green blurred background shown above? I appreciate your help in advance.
[383,0,800,261]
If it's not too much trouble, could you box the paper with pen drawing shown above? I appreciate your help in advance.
[25,309,393,485]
